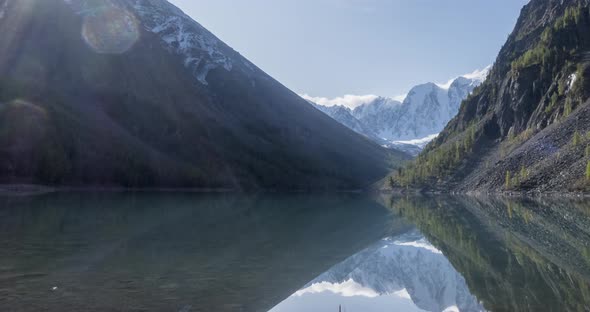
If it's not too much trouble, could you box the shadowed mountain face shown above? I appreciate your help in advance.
[0,0,407,190]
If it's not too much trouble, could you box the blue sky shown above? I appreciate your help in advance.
[169,0,528,99]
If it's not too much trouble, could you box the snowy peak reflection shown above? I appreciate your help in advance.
[271,230,485,312]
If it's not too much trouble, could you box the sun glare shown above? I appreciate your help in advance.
[81,3,139,54]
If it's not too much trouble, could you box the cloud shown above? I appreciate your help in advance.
[303,65,491,106]
[462,64,492,80]
[435,78,456,90]
[294,279,380,298]
[436,65,492,89]
[393,94,407,102]
[300,94,379,109]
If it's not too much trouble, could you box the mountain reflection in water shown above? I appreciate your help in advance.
[271,229,484,312]
[271,196,590,312]
[1,193,590,312]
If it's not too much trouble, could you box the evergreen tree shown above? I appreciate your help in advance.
[573,131,581,146]
[564,98,573,117]
[520,165,528,181]
[551,93,559,108]
[455,142,461,162]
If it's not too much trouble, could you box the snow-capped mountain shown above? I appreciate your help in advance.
[305,67,490,154]
[312,104,383,143]
[271,230,485,312]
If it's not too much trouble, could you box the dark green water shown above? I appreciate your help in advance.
[0,193,589,312]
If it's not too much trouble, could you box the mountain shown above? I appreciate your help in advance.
[0,0,408,190]
[392,0,590,193]
[312,103,382,143]
[306,68,489,155]
[354,71,489,142]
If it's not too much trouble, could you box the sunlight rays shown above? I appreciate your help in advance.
[0,0,36,71]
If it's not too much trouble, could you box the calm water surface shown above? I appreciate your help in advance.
[1,193,589,312]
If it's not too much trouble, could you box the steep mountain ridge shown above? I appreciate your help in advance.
[391,0,590,193]
[0,0,406,190]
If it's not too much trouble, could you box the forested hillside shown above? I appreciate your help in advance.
[390,0,590,193]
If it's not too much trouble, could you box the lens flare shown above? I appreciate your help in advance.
[82,6,139,54]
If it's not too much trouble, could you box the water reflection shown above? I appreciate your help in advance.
[272,196,590,312]
[0,193,399,312]
[2,193,590,311]
[271,230,484,312]
[387,196,590,312]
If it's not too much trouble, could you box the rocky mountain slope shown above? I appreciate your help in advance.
[309,68,489,154]
[391,0,590,193]
[0,0,407,190]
